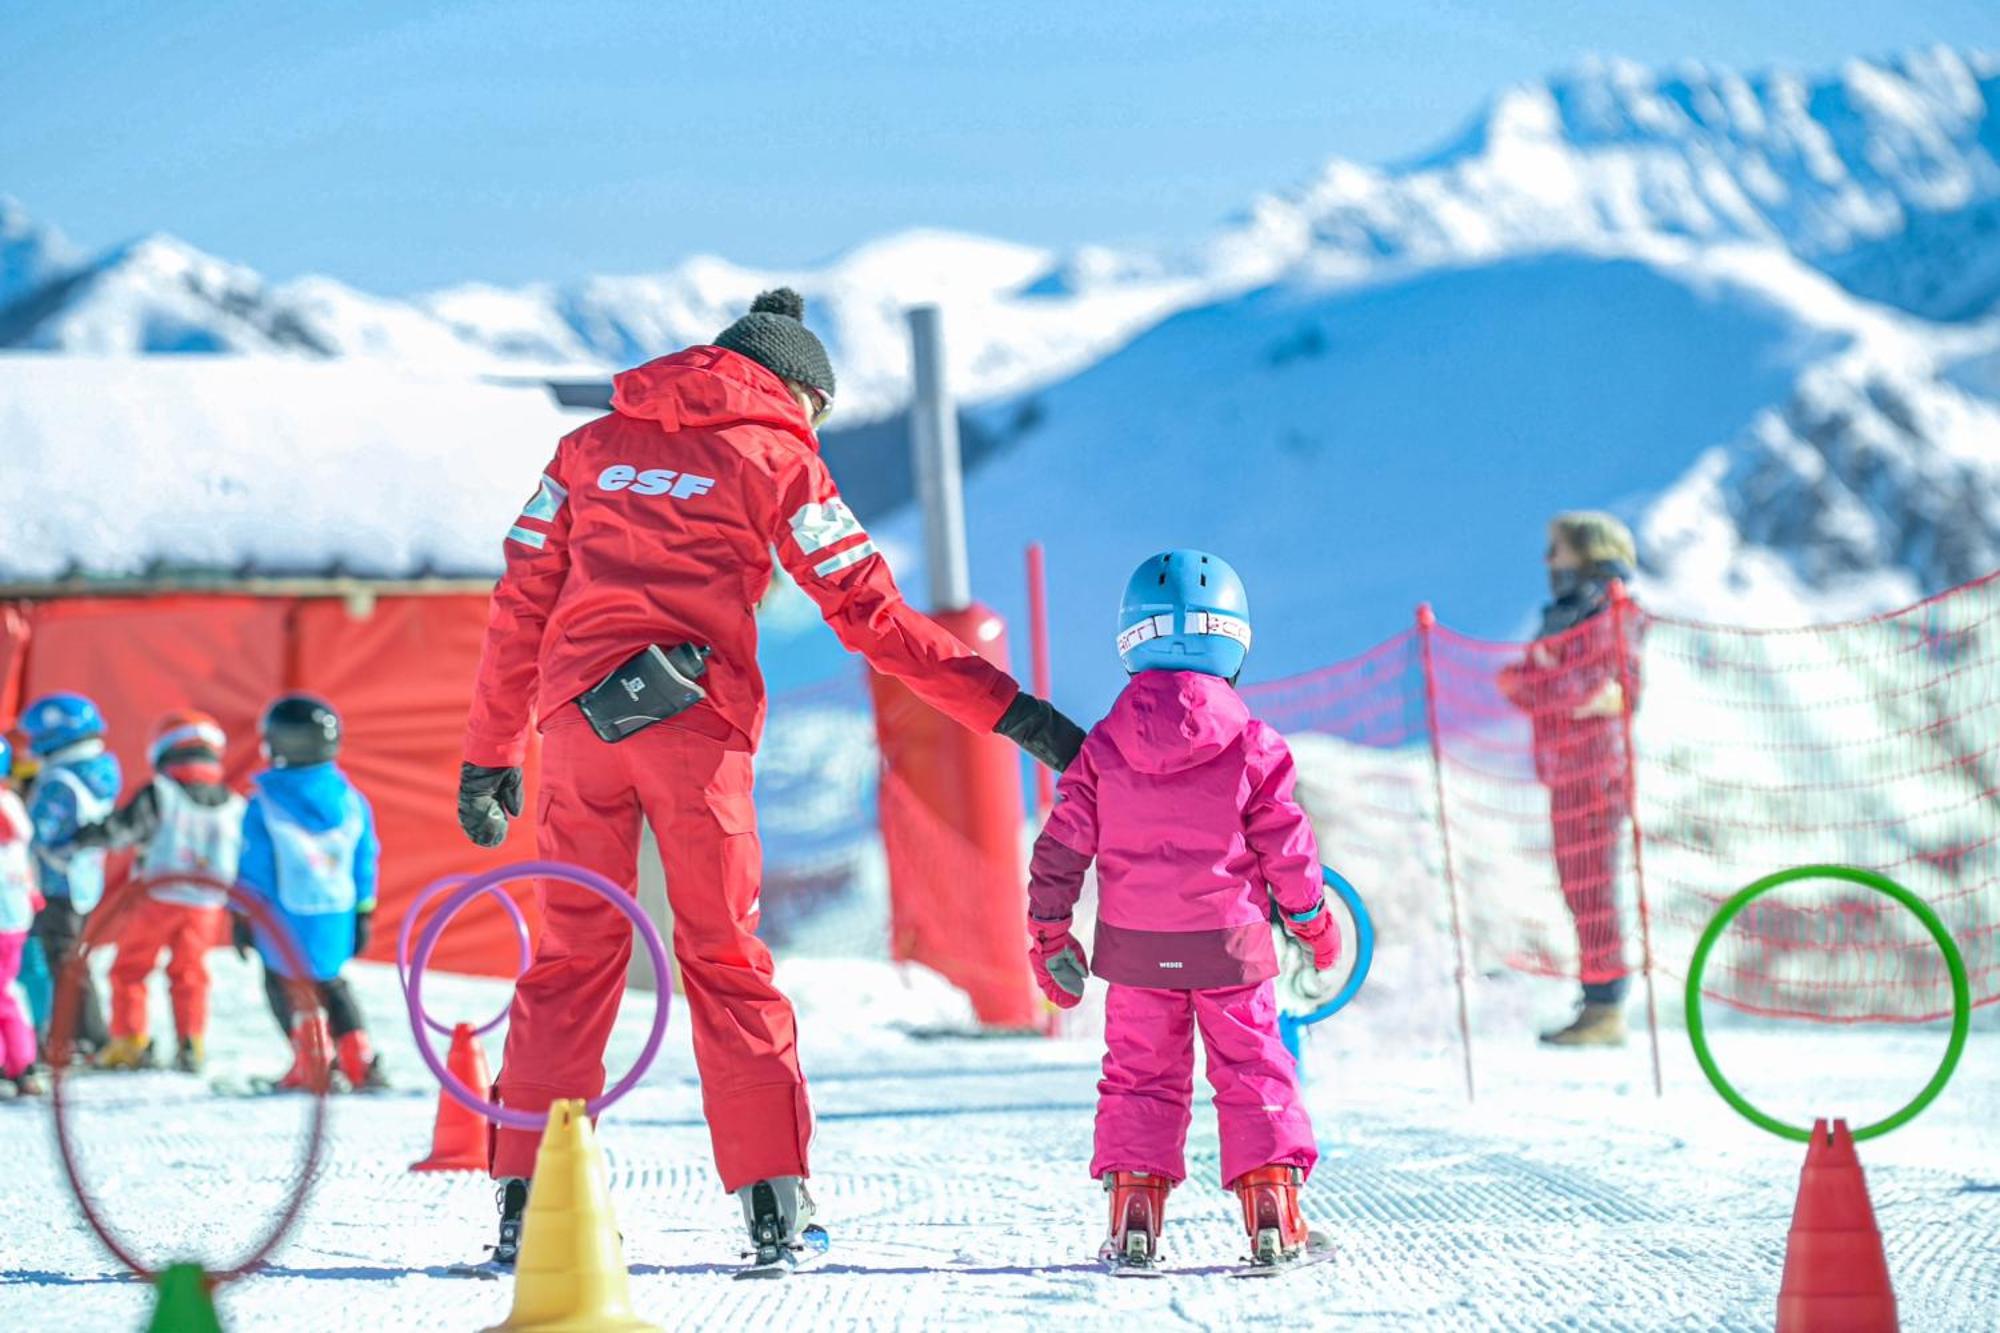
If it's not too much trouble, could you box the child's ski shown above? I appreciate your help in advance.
[732,1223,829,1280]
[1231,1229,1336,1278]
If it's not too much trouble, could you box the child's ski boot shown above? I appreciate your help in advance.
[335,1030,389,1092]
[274,1014,333,1091]
[96,1035,156,1070]
[1232,1165,1315,1268]
[735,1177,827,1278]
[173,1036,204,1074]
[1099,1170,1172,1271]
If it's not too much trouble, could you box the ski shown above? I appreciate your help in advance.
[1231,1229,1336,1278]
[732,1223,829,1280]
[1097,1235,1167,1278]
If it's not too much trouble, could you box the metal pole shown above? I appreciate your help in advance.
[907,305,971,612]
[1416,604,1477,1103]
[1609,581,1665,1098]
[1026,542,1054,815]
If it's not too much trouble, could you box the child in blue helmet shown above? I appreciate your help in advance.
[22,693,122,1059]
[1025,550,1340,1271]
[0,735,45,1093]
[235,693,387,1091]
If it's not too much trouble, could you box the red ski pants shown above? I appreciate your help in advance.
[1549,775,1630,988]
[493,715,810,1191]
[108,900,220,1042]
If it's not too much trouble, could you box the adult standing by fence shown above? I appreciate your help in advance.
[1498,512,1643,1047]
[455,288,1083,1266]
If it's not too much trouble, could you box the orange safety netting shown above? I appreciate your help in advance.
[1242,572,2000,1024]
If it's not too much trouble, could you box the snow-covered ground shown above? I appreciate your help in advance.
[2,954,1993,1331]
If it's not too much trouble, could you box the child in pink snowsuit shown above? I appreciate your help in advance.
[1027,549,1338,1268]
[0,736,45,1094]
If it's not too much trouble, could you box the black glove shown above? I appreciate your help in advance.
[231,913,255,961]
[994,692,1086,772]
[458,763,523,848]
[353,908,374,956]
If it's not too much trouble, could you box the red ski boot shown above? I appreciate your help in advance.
[335,1030,388,1092]
[1232,1165,1309,1267]
[1100,1171,1173,1268]
[276,1014,333,1091]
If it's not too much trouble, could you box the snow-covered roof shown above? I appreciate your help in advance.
[0,356,578,582]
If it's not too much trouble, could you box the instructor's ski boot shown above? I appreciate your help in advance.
[736,1177,826,1275]
[96,1035,157,1070]
[1232,1165,1308,1266]
[1100,1170,1172,1268]
[490,1177,529,1268]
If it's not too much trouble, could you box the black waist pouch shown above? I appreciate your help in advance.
[575,644,712,743]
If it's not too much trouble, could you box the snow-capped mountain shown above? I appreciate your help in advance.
[1,45,1995,659]
[1216,46,2000,315]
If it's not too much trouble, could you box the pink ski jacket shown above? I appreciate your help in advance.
[1029,670,1323,989]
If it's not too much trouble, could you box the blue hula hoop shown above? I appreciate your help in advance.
[1285,865,1376,1030]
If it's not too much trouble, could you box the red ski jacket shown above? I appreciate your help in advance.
[464,346,1019,767]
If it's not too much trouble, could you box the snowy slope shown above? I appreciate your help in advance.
[884,240,1925,715]
[1,955,1992,1331]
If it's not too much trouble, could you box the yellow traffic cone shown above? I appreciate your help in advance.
[486,1099,660,1333]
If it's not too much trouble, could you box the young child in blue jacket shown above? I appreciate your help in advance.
[22,693,122,1058]
[235,694,387,1091]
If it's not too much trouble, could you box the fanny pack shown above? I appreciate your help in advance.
[575,644,712,743]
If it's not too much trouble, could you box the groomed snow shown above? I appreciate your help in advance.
[1,954,1992,1330]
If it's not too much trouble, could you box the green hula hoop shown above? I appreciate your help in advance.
[1685,864,1970,1142]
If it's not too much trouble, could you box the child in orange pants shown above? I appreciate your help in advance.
[77,712,244,1073]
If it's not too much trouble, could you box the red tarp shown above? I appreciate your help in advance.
[1,593,540,976]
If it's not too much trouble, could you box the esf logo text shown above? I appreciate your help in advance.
[597,466,717,499]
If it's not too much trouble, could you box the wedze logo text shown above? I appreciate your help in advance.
[597,465,716,499]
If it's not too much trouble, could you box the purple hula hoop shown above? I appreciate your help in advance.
[406,860,672,1131]
[396,872,533,1037]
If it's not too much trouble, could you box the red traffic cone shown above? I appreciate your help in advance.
[411,1023,494,1172]
[1776,1118,1898,1332]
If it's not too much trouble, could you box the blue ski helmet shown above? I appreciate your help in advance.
[22,692,106,756]
[1117,550,1252,679]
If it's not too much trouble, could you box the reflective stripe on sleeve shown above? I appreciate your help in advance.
[506,524,548,550]
[814,540,879,578]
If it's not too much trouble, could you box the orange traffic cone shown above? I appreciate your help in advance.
[411,1023,494,1172]
[1776,1118,1898,1332]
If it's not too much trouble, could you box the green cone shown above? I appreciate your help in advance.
[146,1263,223,1333]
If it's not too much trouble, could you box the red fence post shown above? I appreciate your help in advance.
[1025,542,1054,817]
[1416,603,1477,1103]
[1609,580,1664,1097]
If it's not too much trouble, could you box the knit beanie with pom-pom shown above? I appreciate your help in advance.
[712,287,835,402]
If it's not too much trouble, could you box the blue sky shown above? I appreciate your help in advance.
[7,1,1999,293]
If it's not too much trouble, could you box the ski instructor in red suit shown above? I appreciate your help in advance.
[456,288,1083,1270]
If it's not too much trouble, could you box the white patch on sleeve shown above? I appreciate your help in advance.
[789,499,867,555]
[506,524,548,550]
[520,473,567,522]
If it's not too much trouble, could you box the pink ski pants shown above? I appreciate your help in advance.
[1091,979,1317,1188]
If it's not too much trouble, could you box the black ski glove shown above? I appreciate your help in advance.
[353,908,374,957]
[994,692,1086,773]
[231,913,255,961]
[458,763,523,848]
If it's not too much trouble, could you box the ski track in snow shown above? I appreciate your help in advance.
[0,960,1994,1331]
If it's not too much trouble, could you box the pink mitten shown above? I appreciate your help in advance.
[1283,901,1341,972]
[1028,917,1089,1008]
